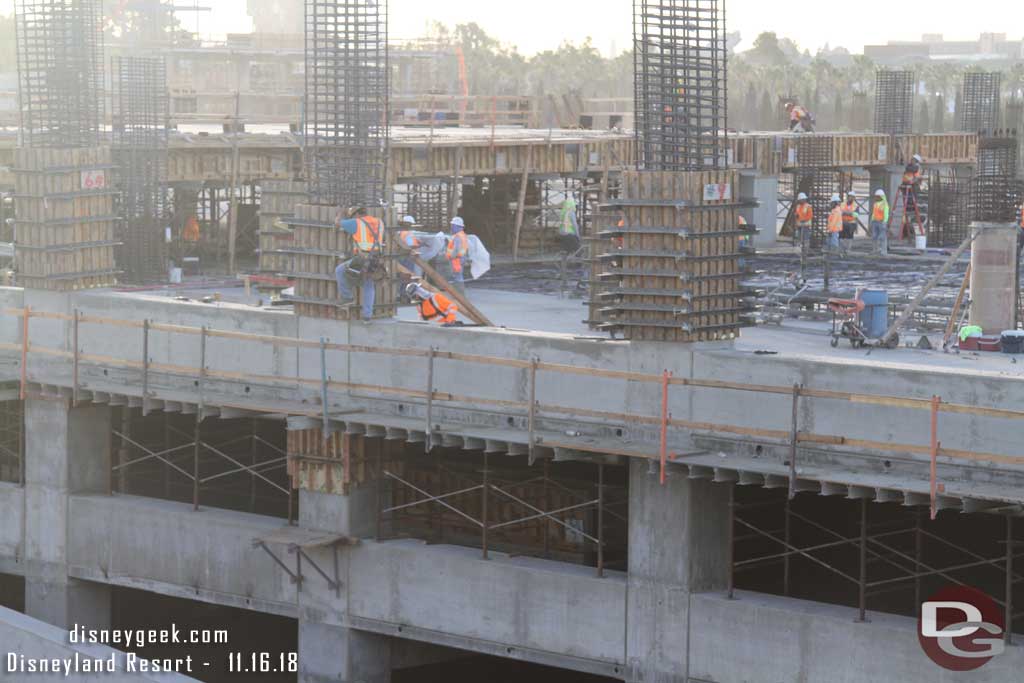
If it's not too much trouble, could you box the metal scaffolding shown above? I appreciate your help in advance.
[305,0,389,207]
[873,70,914,135]
[959,72,1001,133]
[14,0,105,148]
[633,0,728,171]
[112,56,170,282]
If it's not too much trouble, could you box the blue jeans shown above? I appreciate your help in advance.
[335,260,375,320]
[827,232,839,250]
[870,220,888,255]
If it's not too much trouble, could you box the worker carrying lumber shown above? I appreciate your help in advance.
[870,189,890,256]
[396,215,429,276]
[335,207,385,321]
[405,282,460,326]
[794,193,813,249]
[841,191,858,251]
[827,194,843,253]
[445,216,470,293]
[786,102,815,133]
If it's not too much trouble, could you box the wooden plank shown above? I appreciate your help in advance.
[400,257,494,327]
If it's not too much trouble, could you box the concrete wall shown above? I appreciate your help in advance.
[0,605,199,682]
[0,482,23,574]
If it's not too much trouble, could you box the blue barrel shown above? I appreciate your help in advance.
[858,289,889,339]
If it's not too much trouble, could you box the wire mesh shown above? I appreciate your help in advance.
[394,182,452,232]
[977,134,1018,176]
[969,174,1024,224]
[305,0,389,208]
[958,72,1001,133]
[112,55,170,282]
[632,0,727,171]
[14,0,105,148]
[873,71,914,135]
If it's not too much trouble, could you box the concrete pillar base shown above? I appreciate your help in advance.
[299,621,391,683]
[25,574,111,631]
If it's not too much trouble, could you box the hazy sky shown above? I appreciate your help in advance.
[0,0,1020,56]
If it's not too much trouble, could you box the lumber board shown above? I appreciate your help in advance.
[402,256,494,327]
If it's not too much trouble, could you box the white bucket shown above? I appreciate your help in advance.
[169,267,182,284]
[914,234,927,250]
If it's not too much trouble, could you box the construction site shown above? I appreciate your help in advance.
[1,0,1024,681]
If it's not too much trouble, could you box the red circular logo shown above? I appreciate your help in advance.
[918,585,1004,671]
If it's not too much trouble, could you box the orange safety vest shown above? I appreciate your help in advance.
[827,206,843,233]
[352,216,382,254]
[418,292,458,323]
[790,105,807,122]
[446,232,469,272]
[795,203,813,227]
[398,230,420,249]
[1019,205,1024,230]
[183,216,200,242]
[902,163,921,186]
[842,200,857,224]
[872,199,889,222]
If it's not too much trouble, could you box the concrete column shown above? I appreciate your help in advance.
[298,436,392,683]
[624,459,730,683]
[868,166,903,203]
[739,172,780,247]
[299,621,392,683]
[23,397,112,630]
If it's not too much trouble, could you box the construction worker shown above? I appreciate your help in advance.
[901,154,924,230]
[396,215,424,276]
[826,194,843,253]
[445,216,469,293]
[559,197,582,254]
[840,191,858,252]
[738,215,751,269]
[786,102,815,133]
[794,193,813,249]
[335,207,384,321]
[183,215,200,242]
[870,189,890,256]
[405,282,460,326]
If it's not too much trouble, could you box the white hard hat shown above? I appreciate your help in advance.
[913,154,923,163]
[874,189,885,198]
[797,192,808,201]
[848,190,856,197]
[830,193,841,203]
[451,216,464,227]
[402,215,416,224]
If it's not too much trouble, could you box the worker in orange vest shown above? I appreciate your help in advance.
[870,189,890,256]
[335,207,385,321]
[786,102,815,132]
[826,194,843,253]
[901,154,924,225]
[396,215,425,276]
[183,215,200,242]
[406,282,460,326]
[794,192,813,250]
[445,216,470,293]
[840,191,858,253]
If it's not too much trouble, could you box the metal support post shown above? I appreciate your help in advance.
[788,383,802,499]
[596,462,604,578]
[930,395,941,520]
[425,348,434,453]
[194,326,206,511]
[528,358,538,460]
[858,497,868,622]
[727,482,735,599]
[482,451,489,560]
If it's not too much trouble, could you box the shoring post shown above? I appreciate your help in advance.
[659,370,671,485]
[543,458,551,559]
[19,306,29,400]
[788,383,802,499]
[194,326,207,511]
[320,338,329,436]
[72,309,80,405]
[857,497,868,622]
[930,395,941,520]
[597,462,604,578]
[914,506,923,615]
[727,482,735,599]
[528,358,538,460]
[783,495,792,596]
[142,319,150,416]
[425,348,435,453]
[482,450,489,560]
[1006,515,1014,645]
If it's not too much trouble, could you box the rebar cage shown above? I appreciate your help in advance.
[633,0,727,171]
[305,0,390,208]
[874,70,914,135]
[14,0,105,148]
[959,72,1001,133]
[112,55,170,282]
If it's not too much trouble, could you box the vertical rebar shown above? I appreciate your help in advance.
[874,70,915,135]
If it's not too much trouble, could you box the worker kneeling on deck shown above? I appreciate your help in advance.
[335,207,385,321]
[406,282,460,326]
